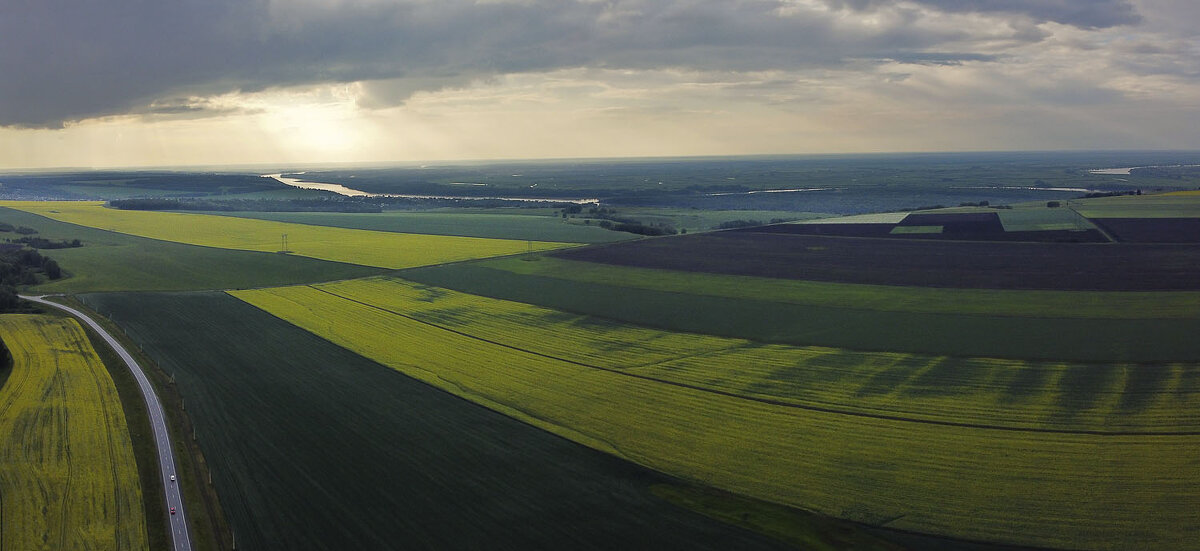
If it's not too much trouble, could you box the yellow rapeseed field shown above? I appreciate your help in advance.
[232,278,1200,550]
[0,201,572,269]
[0,315,147,550]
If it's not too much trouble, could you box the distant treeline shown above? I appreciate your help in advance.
[562,205,682,236]
[0,248,62,312]
[0,223,38,234]
[8,237,82,249]
[1081,190,1141,198]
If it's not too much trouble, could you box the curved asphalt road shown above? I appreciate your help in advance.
[22,295,193,551]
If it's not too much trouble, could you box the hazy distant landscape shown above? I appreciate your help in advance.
[4,0,1200,549]
[0,151,1199,550]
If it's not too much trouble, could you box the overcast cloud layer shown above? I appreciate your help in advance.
[0,0,1197,165]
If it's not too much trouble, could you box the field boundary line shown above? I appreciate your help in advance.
[305,284,1200,437]
[1067,205,1116,242]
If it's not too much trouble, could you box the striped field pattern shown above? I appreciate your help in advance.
[232,277,1200,550]
[0,315,146,551]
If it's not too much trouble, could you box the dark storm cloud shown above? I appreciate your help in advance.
[0,0,1117,127]
[827,0,1141,28]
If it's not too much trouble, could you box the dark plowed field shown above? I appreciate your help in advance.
[741,212,1106,243]
[555,232,1200,290]
[79,292,797,551]
[1092,218,1200,243]
[898,212,1005,234]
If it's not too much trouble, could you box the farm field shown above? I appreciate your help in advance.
[77,291,805,551]
[996,206,1093,231]
[552,231,1200,290]
[1090,218,1200,243]
[209,210,634,243]
[477,256,1200,319]
[0,201,573,269]
[1072,193,1200,218]
[782,205,1104,242]
[0,315,146,550]
[0,207,384,293]
[401,261,1200,362]
[229,278,1200,550]
[288,276,1200,432]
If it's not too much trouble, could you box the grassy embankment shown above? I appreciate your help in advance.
[231,277,1200,550]
[0,201,574,270]
[0,315,147,550]
[77,291,862,551]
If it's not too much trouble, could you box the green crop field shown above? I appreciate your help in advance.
[229,278,1200,550]
[0,315,147,550]
[1071,193,1200,218]
[468,256,1200,319]
[1,201,574,269]
[888,225,940,234]
[0,207,384,293]
[997,206,1094,231]
[283,276,1200,432]
[209,210,636,243]
[77,291,805,551]
[400,260,1200,362]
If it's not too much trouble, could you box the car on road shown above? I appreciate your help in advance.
[170,474,176,482]
[170,507,176,515]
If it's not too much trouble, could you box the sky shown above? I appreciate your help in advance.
[0,0,1197,169]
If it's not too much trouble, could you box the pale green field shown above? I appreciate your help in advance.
[797,212,908,224]
[0,315,147,550]
[1071,194,1200,218]
[0,201,573,269]
[232,278,1200,549]
[889,225,940,234]
[997,206,1094,231]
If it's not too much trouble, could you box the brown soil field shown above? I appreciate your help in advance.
[746,212,1105,243]
[1091,218,1200,243]
[555,232,1200,290]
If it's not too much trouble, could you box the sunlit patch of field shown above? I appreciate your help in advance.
[0,201,573,269]
[232,277,1200,549]
[0,315,146,550]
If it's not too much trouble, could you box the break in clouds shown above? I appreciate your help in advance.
[0,0,1192,128]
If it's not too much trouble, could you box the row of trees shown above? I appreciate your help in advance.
[0,248,62,312]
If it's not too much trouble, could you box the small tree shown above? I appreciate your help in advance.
[43,259,62,280]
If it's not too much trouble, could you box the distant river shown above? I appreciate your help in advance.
[264,173,598,204]
[1089,164,1200,175]
[267,173,374,196]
